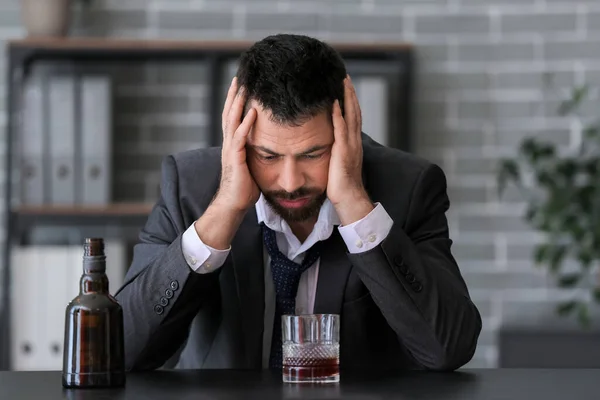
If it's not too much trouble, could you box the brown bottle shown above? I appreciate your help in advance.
[62,238,125,388]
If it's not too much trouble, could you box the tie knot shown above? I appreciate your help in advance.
[262,224,322,299]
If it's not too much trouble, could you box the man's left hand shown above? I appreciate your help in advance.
[327,76,375,226]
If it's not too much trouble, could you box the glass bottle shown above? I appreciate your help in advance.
[62,238,125,388]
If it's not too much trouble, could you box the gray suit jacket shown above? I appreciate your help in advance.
[114,134,482,372]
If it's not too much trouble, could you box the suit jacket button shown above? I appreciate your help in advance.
[411,282,423,292]
[406,273,416,283]
[160,296,169,306]
[170,280,179,291]
[154,304,164,315]
[399,265,409,275]
[165,289,174,299]
[394,255,403,266]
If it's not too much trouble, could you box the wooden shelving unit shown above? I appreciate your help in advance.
[8,37,412,51]
[14,203,154,229]
[0,37,414,370]
[15,203,154,215]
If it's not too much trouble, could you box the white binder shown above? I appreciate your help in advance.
[355,76,389,146]
[10,247,44,370]
[40,246,73,370]
[48,75,76,205]
[20,74,46,205]
[104,240,126,296]
[80,75,112,205]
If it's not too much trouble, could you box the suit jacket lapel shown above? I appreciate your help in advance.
[230,209,264,368]
[313,230,352,316]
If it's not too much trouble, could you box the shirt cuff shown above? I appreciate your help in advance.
[337,203,393,254]
[181,222,231,274]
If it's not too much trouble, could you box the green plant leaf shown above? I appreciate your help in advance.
[520,138,544,164]
[525,204,538,222]
[558,273,580,288]
[558,85,590,116]
[538,143,556,159]
[556,300,578,316]
[575,185,595,212]
[555,159,577,180]
[535,168,558,189]
[584,125,600,140]
[534,244,551,265]
[576,249,593,268]
[497,159,521,196]
[593,288,600,303]
[578,303,591,329]
[549,245,568,273]
[583,158,599,175]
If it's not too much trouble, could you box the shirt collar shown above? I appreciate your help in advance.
[255,192,341,240]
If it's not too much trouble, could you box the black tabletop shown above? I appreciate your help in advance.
[0,368,598,400]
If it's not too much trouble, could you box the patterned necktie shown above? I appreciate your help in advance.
[262,223,322,369]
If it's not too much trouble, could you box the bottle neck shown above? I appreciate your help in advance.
[80,273,109,294]
[80,255,108,294]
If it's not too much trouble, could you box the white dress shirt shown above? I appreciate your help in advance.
[181,193,394,367]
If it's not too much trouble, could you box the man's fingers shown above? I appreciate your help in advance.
[343,76,357,136]
[226,84,247,141]
[233,107,257,151]
[332,99,347,142]
[349,76,362,140]
[222,77,238,134]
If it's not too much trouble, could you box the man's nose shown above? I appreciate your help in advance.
[278,158,306,194]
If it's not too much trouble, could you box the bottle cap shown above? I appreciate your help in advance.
[84,238,105,257]
[83,238,106,273]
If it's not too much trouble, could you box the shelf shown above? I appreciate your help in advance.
[12,203,154,228]
[5,38,413,72]
[16,203,154,215]
[8,37,412,52]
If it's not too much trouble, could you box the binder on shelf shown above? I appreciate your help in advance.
[104,240,126,295]
[48,75,76,205]
[10,247,45,370]
[41,246,77,370]
[80,75,113,205]
[222,58,239,110]
[20,74,46,205]
[354,76,389,147]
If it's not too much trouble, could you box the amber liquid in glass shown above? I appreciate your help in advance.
[62,238,125,388]
[283,357,339,382]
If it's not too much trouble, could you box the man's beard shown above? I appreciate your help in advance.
[263,187,327,223]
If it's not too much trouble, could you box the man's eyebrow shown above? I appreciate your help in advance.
[250,145,281,156]
[297,145,330,156]
[250,144,331,157]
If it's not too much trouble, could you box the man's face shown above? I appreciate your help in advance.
[246,101,334,223]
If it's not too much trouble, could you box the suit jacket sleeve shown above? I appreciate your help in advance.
[347,163,482,371]
[114,155,221,371]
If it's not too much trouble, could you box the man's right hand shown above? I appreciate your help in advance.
[193,77,259,250]
[214,76,259,211]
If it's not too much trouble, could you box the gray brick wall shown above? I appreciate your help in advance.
[1,0,598,369]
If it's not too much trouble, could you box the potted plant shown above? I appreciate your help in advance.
[497,79,600,328]
[20,0,71,37]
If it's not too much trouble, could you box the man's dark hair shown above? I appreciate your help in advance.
[237,34,347,126]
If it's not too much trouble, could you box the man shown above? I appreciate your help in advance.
[114,34,481,372]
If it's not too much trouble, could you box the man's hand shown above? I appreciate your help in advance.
[194,77,259,250]
[328,76,374,226]
[213,76,260,212]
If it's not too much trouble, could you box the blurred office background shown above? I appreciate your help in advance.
[1,0,599,371]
